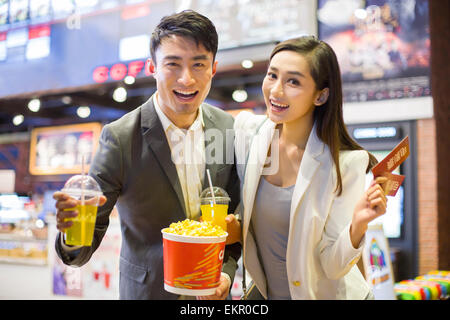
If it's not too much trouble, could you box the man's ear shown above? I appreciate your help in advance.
[147,58,156,75]
[212,60,218,77]
[314,88,329,106]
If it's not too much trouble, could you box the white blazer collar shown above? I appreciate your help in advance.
[242,118,276,239]
[290,123,324,215]
[242,120,326,241]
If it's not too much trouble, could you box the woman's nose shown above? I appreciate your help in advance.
[271,80,284,97]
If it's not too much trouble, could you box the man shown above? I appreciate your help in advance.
[53,10,240,300]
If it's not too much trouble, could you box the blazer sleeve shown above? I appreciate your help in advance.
[317,150,369,280]
[55,124,123,267]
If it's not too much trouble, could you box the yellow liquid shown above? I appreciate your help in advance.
[64,204,98,246]
[201,204,228,232]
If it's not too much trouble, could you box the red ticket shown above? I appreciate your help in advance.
[380,172,405,196]
[372,136,410,177]
[372,136,409,197]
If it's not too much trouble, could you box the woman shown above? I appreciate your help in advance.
[231,36,387,299]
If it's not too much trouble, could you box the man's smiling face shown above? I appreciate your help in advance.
[148,35,217,128]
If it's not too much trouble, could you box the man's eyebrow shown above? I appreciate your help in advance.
[163,55,182,60]
[193,54,209,60]
[269,66,305,78]
[163,55,210,61]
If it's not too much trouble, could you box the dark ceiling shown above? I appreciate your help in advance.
[0,62,268,134]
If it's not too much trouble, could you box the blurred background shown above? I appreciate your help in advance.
[0,0,448,300]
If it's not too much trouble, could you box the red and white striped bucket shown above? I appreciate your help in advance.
[161,230,227,296]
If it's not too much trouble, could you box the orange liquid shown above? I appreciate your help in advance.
[200,204,228,232]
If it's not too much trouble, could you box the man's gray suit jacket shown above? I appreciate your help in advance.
[55,96,241,299]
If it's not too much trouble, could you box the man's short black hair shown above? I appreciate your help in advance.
[150,10,218,63]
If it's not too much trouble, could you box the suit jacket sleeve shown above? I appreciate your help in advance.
[55,124,122,267]
[317,150,369,280]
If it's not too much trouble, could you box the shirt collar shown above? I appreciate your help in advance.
[153,93,204,132]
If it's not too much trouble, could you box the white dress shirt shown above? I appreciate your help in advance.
[153,93,205,220]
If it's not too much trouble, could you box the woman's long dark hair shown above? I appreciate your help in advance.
[270,36,377,196]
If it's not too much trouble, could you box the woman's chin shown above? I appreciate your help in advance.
[267,112,285,124]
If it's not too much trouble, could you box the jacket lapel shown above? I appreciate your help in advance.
[289,124,324,219]
[242,120,276,242]
[140,95,186,215]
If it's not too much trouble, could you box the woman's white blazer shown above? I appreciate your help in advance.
[234,111,371,300]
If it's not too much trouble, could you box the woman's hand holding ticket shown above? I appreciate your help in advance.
[350,176,388,249]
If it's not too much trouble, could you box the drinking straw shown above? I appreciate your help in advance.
[81,155,86,206]
[81,155,86,243]
[206,169,216,205]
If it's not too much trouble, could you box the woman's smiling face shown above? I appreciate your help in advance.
[262,50,323,125]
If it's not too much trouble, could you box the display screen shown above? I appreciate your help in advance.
[0,0,317,98]
[318,0,430,103]
[366,150,403,238]
[189,0,317,50]
[0,0,175,98]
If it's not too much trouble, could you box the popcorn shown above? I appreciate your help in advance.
[163,219,226,237]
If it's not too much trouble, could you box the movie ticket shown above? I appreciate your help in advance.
[371,136,410,196]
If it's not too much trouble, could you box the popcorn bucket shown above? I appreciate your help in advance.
[161,230,228,296]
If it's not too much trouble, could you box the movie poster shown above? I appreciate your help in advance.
[362,225,396,300]
[318,0,430,103]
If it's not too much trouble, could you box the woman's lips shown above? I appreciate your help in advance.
[270,100,289,112]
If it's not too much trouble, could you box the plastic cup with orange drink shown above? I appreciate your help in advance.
[200,187,230,232]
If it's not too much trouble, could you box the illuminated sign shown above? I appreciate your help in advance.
[92,60,148,83]
[353,127,397,139]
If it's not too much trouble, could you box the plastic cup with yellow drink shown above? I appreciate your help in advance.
[200,187,230,232]
[62,175,102,246]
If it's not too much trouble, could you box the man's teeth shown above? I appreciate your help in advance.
[271,101,289,108]
[174,90,197,96]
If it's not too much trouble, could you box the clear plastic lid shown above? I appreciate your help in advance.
[62,175,103,197]
[200,186,230,203]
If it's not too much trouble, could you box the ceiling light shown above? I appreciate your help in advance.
[28,98,40,112]
[354,9,367,19]
[113,87,127,102]
[241,59,254,69]
[12,114,24,126]
[124,75,136,85]
[62,96,72,104]
[232,89,248,103]
[77,106,91,118]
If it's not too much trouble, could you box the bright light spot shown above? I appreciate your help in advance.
[113,87,127,102]
[241,59,254,69]
[12,114,24,126]
[354,9,367,19]
[77,106,91,118]
[35,219,45,228]
[124,75,136,85]
[28,99,41,112]
[62,96,72,104]
[232,89,248,103]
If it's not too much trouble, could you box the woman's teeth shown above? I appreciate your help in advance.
[271,101,289,109]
